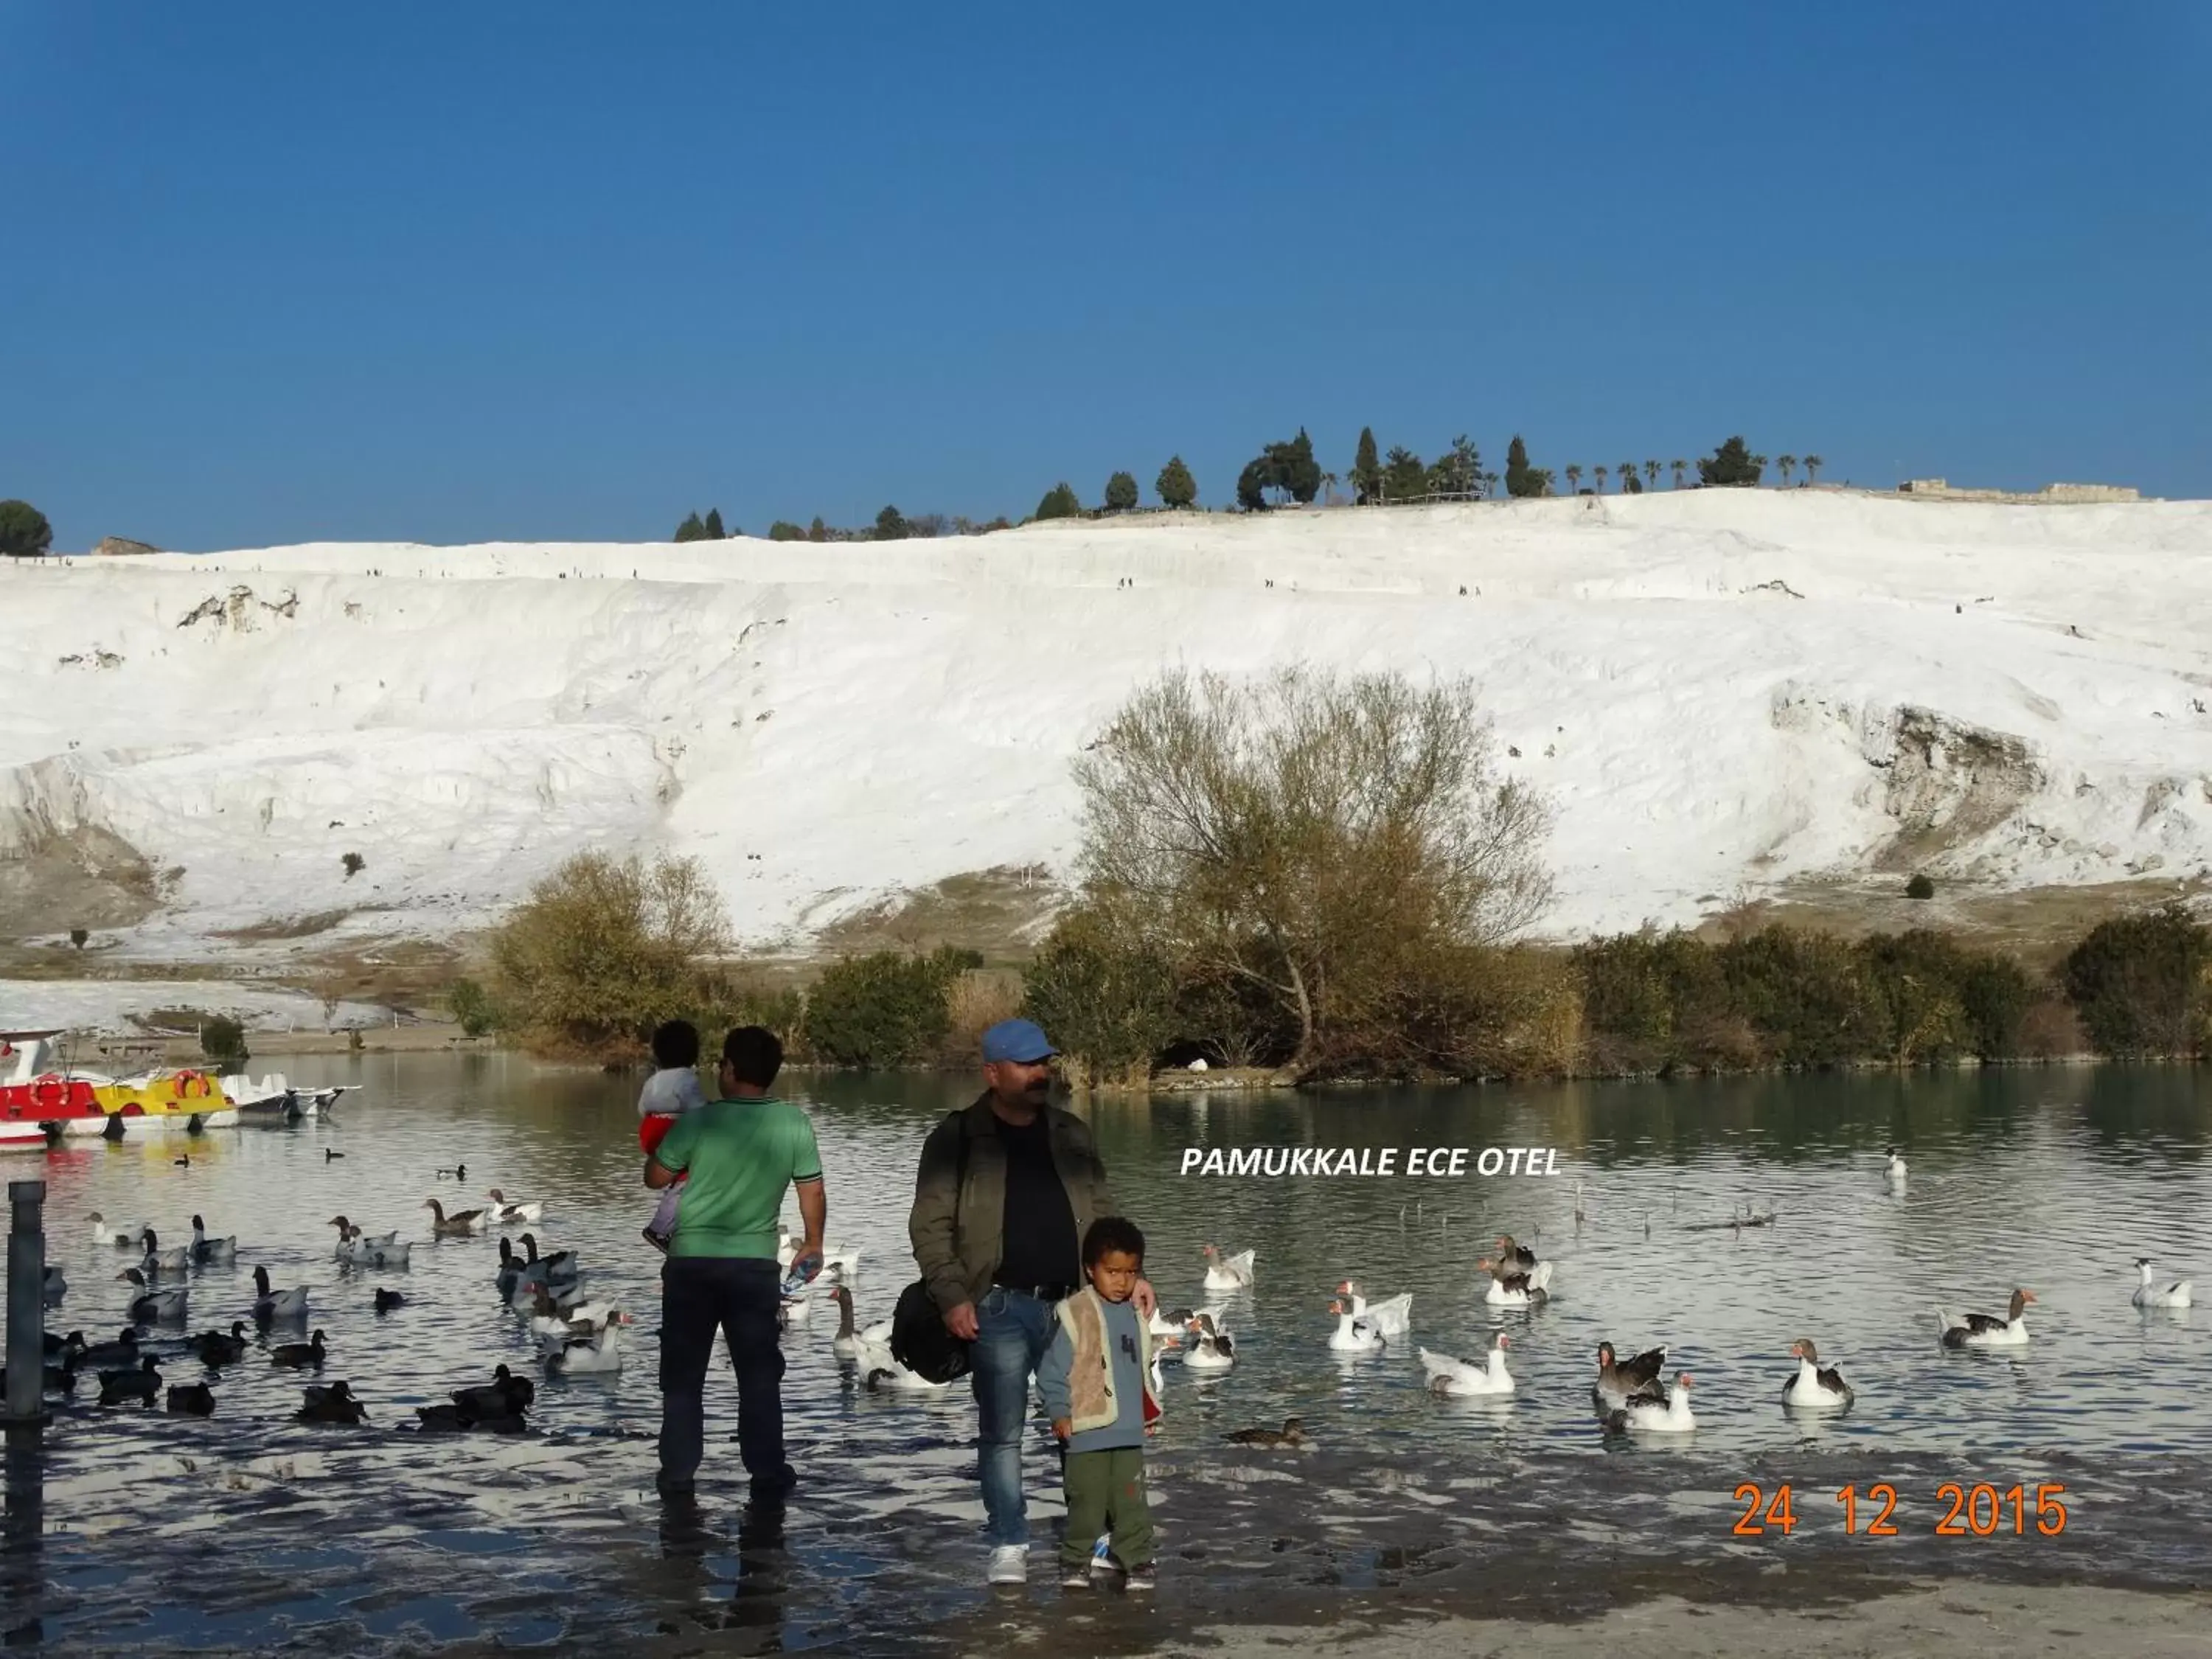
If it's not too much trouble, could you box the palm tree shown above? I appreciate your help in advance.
[1750,455,1768,484]
[1619,461,1636,493]
[1670,459,1688,489]
[1645,459,1660,488]
[1594,465,1608,493]
[1483,470,1500,497]
[1565,464,1583,493]
[1777,454,1798,487]
[1804,454,1823,484]
[1320,470,1340,506]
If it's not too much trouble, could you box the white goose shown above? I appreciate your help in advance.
[189,1215,237,1265]
[87,1213,139,1252]
[2132,1259,2193,1310]
[1604,1371,1696,1433]
[828,1283,863,1361]
[855,1319,951,1393]
[1420,1334,1514,1397]
[1884,1147,1907,1189]
[543,1312,629,1374]
[1183,1312,1236,1371]
[251,1265,311,1322]
[1327,1299,1385,1354]
[1203,1245,1255,1293]
[484,1189,544,1225]
[529,1298,617,1343]
[1937,1288,2034,1348]
[1478,1256,1553,1307]
[1781,1338,1854,1411]
[1335,1281,1411,1339]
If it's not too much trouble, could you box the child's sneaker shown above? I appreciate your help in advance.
[1060,1564,1092,1588]
[1124,1565,1155,1593]
[641,1227,669,1255]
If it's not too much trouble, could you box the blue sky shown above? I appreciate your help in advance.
[3,2,2206,550]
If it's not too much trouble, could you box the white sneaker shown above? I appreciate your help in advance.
[987,1544,1029,1585]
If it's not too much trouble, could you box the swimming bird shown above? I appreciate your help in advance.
[81,1328,140,1368]
[493,1237,523,1301]
[189,1215,237,1264]
[1477,1256,1553,1308]
[115,1267,189,1324]
[1202,1245,1255,1292]
[416,1399,526,1434]
[853,1320,950,1393]
[543,1316,627,1375]
[1781,1338,1855,1411]
[1335,1281,1411,1339]
[374,1287,406,1314]
[1183,1312,1237,1371]
[173,1154,189,1167]
[270,1329,327,1368]
[296,1380,369,1425]
[97,1354,162,1406]
[1937,1288,2034,1348]
[251,1265,310,1322]
[422,1198,486,1237]
[87,1212,139,1251]
[1422,1335,1515,1398]
[138,1229,189,1274]
[484,1189,543,1225]
[1494,1234,1539,1274]
[434,1164,467,1181]
[192,1321,250,1366]
[2133,1259,2193,1310]
[1884,1147,1907,1189]
[1604,1371,1697,1434]
[166,1381,216,1416]
[828,1283,862,1362]
[1327,1299,1386,1354]
[44,1330,85,1363]
[324,1149,344,1161]
[452,1365,535,1416]
[1222,1416,1306,1447]
[517,1232,577,1281]
[42,1264,66,1304]
[1593,1340,1669,1408]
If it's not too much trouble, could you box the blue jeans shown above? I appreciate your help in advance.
[658,1256,793,1496]
[972,1287,1055,1545]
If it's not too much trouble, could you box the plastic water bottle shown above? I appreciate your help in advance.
[1092,1534,1112,1565]
[779,1253,822,1299]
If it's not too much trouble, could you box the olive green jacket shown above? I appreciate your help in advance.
[908,1093,1117,1313]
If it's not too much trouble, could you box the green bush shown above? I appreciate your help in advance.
[447,977,498,1037]
[1906,872,1935,900]
[1034,482,1082,521]
[768,521,807,541]
[801,948,969,1067]
[2062,905,2212,1058]
[1155,456,1197,509]
[1104,471,1140,513]
[1020,912,1178,1084]
[200,1015,249,1064]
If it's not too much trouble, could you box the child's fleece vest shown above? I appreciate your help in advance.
[1054,1287,1162,1433]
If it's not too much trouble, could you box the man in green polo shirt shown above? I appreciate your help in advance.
[645,1024,826,1502]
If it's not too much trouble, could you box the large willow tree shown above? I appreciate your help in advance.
[1071,667,1553,1071]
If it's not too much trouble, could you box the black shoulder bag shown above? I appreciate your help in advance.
[890,1112,974,1385]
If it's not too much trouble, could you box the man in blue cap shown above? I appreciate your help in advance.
[909,1016,1154,1585]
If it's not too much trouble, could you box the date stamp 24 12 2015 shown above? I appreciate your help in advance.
[1731,1481,2069,1538]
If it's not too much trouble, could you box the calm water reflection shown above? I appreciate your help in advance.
[8,1055,2209,1650]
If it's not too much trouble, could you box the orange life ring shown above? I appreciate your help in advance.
[175,1069,209,1099]
[32,1075,64,1113]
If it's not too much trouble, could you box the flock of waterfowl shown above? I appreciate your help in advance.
[24,1178,627,1427]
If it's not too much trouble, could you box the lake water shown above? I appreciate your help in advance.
[8,1054,2211,1652]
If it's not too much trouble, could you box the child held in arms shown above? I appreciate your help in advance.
[1038,1216,1162,1592]
[638,1019,707,1253]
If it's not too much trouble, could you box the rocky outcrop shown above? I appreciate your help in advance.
[91,537,159,557]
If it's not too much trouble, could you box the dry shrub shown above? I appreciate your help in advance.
[2018,992,2085,1060]
[941,968,1022,1068]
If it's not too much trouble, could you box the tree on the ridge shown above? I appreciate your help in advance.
[1804,454,1823,484]
[1594,465,1608,493]
[1105,471,1140,513]
[703,508,727,538]
[1381,445,1426,504]
[1697,437,1762,488]
[0,500,52,558]
[1565,464,1583,494]
[1236,456,1270,512]
[768,521,807,541]
[807,516,828,543]
[1777,455,1798,487]
[674,512,708,543]
[874,504,910,540]
[1504,435,1543,500]
[1618,462,1636,494]
[1036,482,1083,521]
[1276,429,1321,504]
[1645,459,1660,489]
[1670,458,1688,489]
[1156,455,1198,509]
[1352,427,1381,504]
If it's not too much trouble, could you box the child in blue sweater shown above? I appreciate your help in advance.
[1038,1216,1161,1591]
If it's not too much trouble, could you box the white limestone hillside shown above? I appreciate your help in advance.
[3,489,2211,970]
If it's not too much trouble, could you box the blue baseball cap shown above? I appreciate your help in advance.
[981,1018,1058,1065]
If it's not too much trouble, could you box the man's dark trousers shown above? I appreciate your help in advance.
[658,1256,796,1495]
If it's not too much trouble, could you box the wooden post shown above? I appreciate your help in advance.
[4,1182,46,1424]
